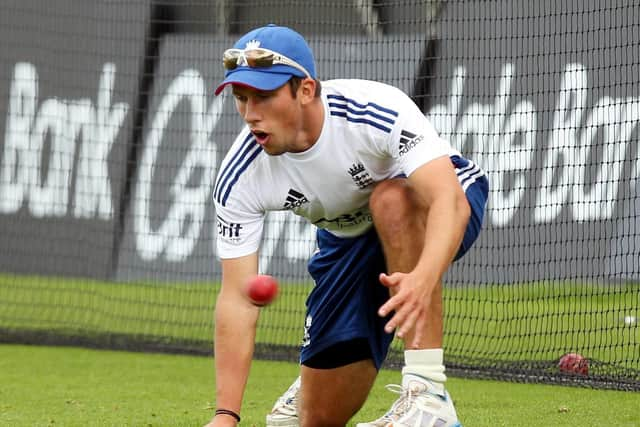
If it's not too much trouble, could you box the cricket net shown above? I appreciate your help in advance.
[0,0,638,390]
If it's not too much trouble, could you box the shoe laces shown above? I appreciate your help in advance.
[270,378,300,416]
[381,379,449,424]
[372,383,420,423]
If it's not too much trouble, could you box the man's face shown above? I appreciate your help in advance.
[231,82,303,155]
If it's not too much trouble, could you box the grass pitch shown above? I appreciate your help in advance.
[1,344,639,427]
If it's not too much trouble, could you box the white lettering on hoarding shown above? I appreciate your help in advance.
[134,69,219,262]
[75,64,128,220]
[4,59,638,266]
[535,64,587,223]
[0,62,128,219]
[1,63,38,214]
[28,98,72,217]
[429,63,640,226]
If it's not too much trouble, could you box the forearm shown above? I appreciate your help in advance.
[405,156,470,282]
[411,192,468,348]
[214,289,260,413]
[415,191,469,281]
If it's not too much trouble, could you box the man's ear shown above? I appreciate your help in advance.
[300,78,317,104]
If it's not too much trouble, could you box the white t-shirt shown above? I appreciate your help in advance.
[214,79,464,259]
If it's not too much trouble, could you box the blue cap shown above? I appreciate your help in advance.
[214,24,316,95]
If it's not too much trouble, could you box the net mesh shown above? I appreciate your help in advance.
[0,0,638,391]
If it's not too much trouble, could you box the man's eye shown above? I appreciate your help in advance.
[234,94,247,102]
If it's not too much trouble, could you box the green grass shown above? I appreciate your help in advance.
[0,344,639,427]
[445,281,640,366]
[1,274,638,374]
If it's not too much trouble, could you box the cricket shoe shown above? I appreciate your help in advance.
[356,374,462,427]
[266,376,300,427]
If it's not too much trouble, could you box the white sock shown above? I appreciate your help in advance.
[401,349,447,389]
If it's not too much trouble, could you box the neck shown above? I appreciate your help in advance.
[296,97,324,151]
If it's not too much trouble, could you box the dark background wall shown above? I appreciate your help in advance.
[0,0,151,278]
[0,0,638,284]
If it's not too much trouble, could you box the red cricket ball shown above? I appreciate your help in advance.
[558,352,589,375]
[246,274,279,306]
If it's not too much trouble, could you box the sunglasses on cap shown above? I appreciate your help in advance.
[222,47,311,78]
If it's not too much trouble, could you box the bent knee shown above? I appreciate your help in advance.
[370,179,423,224]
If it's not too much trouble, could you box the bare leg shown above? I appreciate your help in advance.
[369,178,443,349]
[357,174,468,427]
[298,359,377,427]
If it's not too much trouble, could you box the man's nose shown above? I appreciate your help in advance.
[243,99,261,123]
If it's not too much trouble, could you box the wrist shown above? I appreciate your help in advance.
[215,408,241,424]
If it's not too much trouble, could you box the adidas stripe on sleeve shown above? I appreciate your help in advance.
[214,130,266,259]
[326,94,398,134]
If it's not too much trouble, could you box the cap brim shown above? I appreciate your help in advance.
[214,68,294,95]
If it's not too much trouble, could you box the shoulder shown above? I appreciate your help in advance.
[322,79,421,119]
[322,79,427,137]
[321,79,416,134]
[217,129,263,182]
[322,79,411,106]
[214,128,269,208]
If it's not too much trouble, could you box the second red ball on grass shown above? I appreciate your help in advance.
[558,352,589,375]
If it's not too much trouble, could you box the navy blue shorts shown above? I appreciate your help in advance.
[300,161,489,369]
[450,155,489,260]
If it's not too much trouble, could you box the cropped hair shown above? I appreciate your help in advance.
[289,76,322,98]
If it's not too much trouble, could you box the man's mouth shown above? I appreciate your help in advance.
[252,130,270,145]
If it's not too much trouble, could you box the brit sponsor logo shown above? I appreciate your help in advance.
[398,129,424,156]
[217,215,242,240]
[283,189,309,209]
[348,162,374,189]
